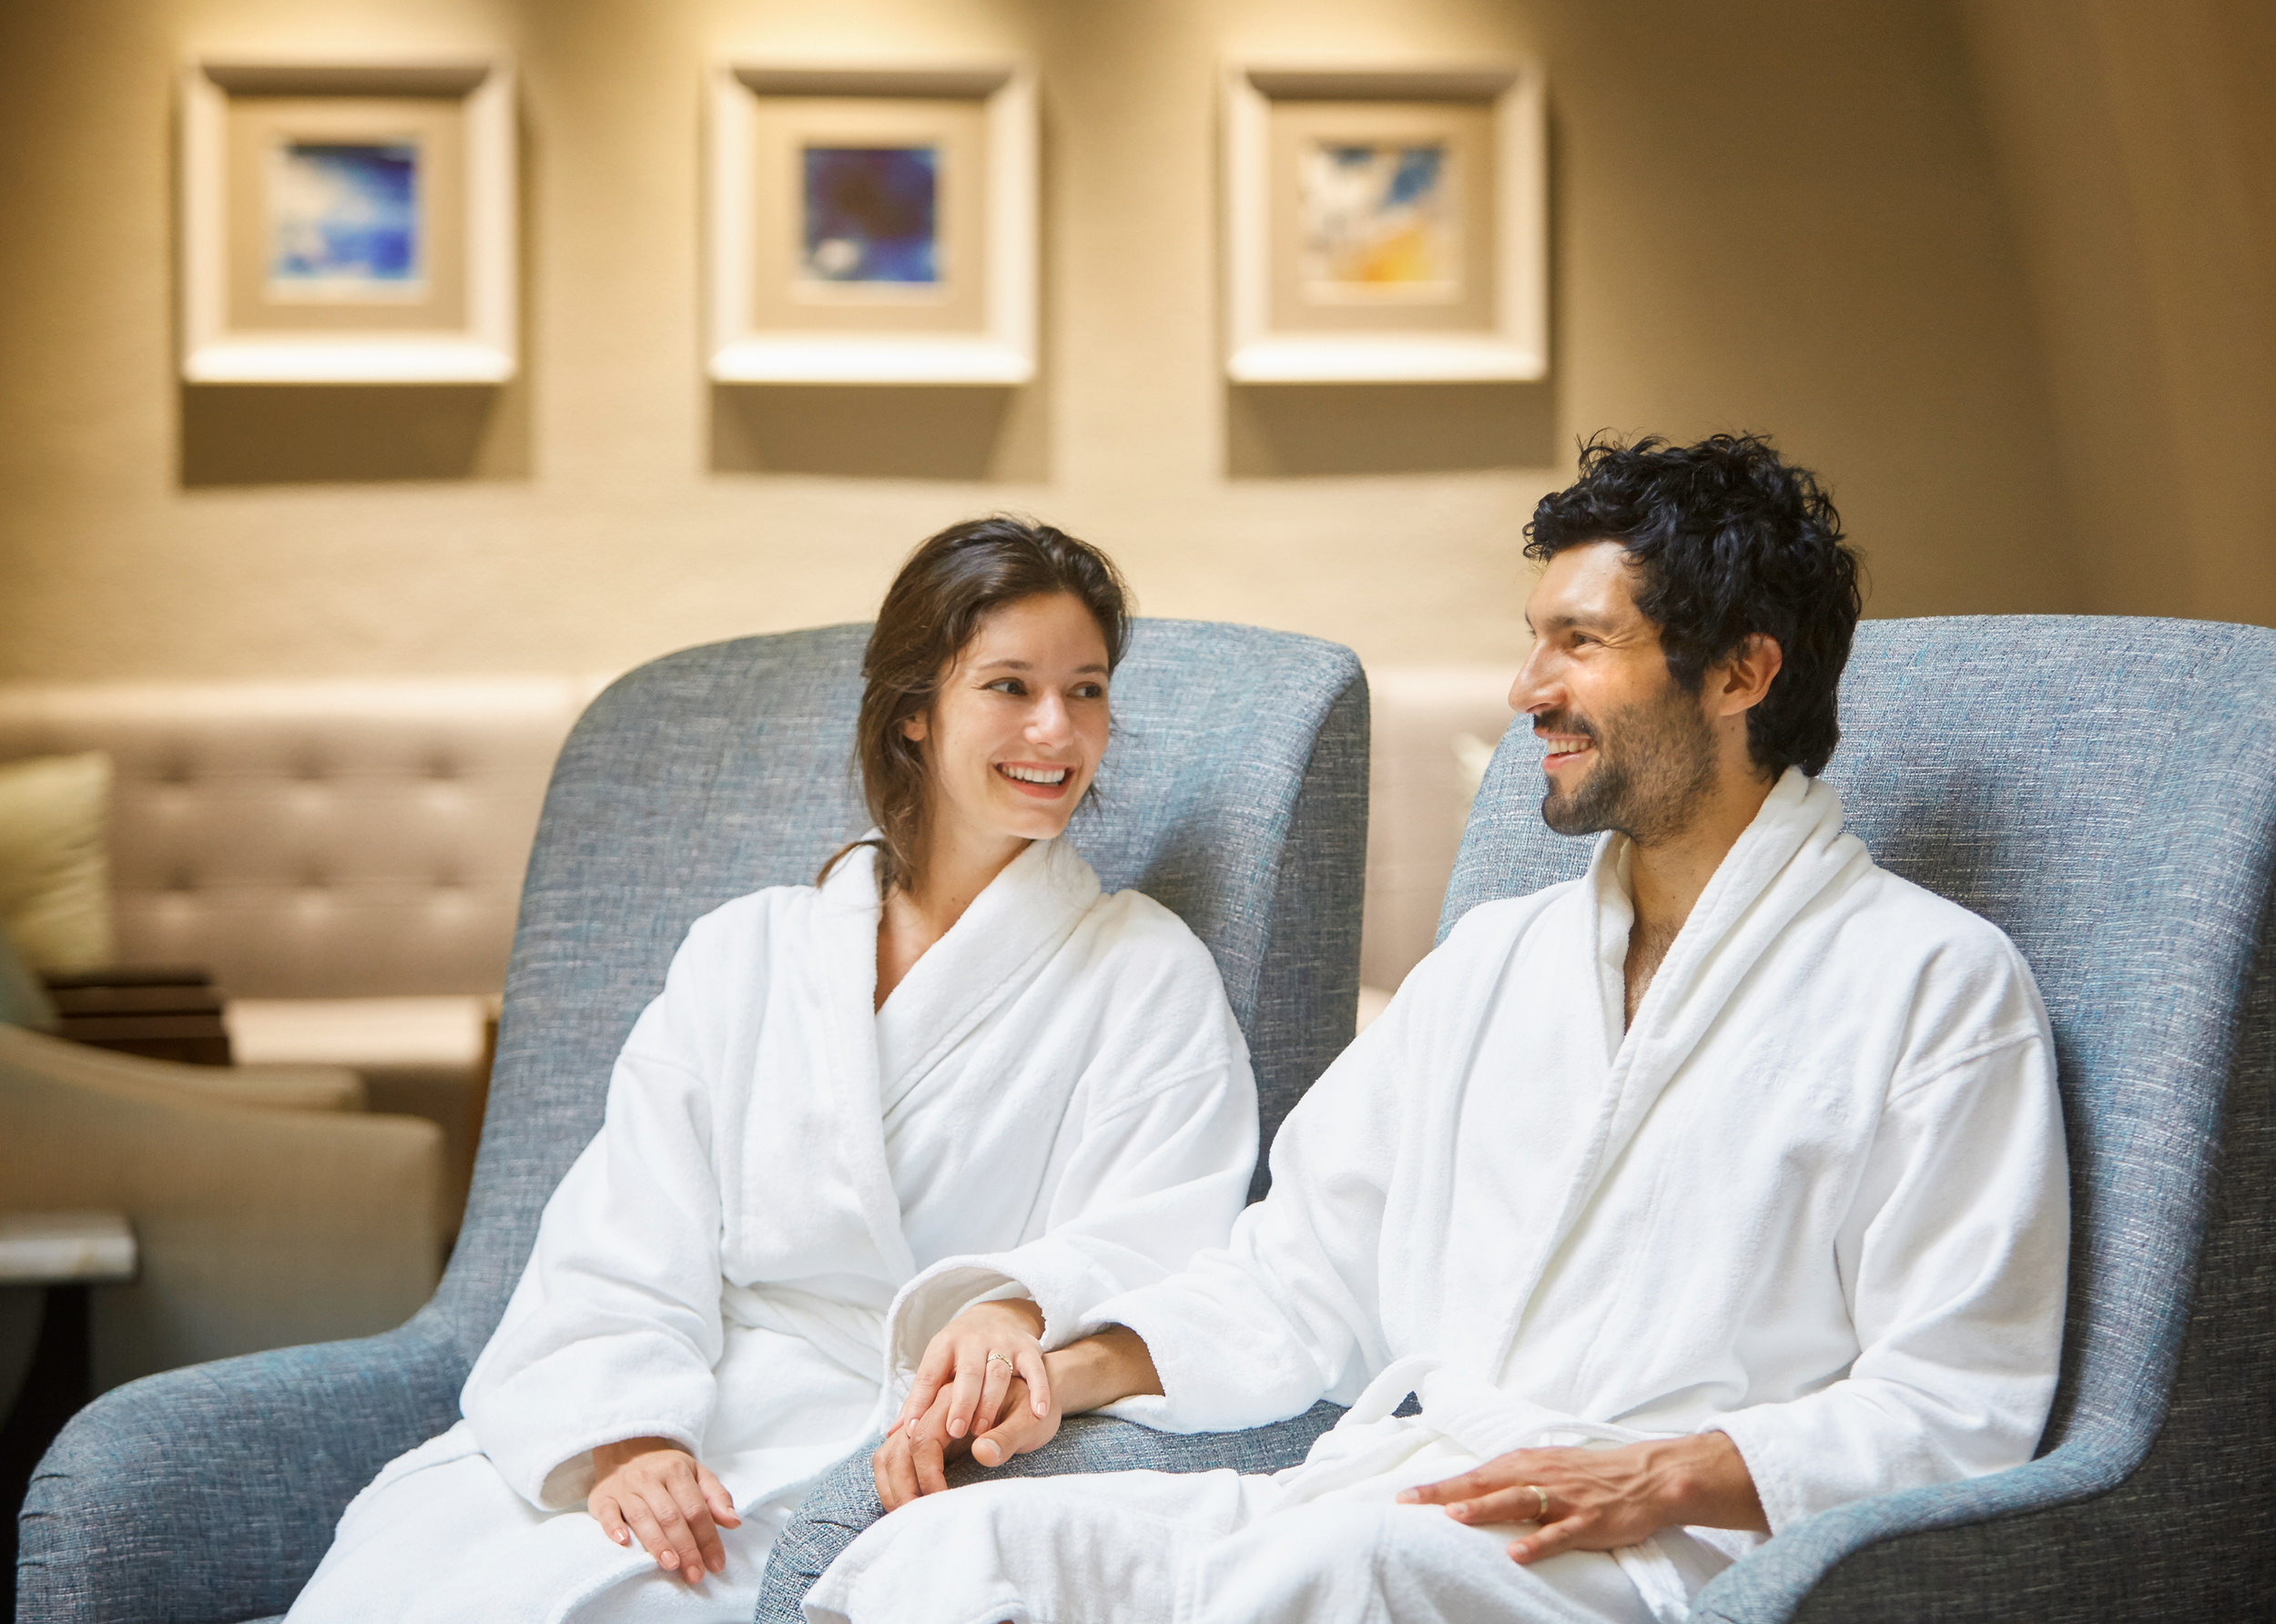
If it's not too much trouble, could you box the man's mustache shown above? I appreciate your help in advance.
[1532,712,1599,742]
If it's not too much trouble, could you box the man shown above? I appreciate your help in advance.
[804,434,2070,1624]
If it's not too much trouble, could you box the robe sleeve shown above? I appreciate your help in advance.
[1712,953,2070,1532]
[879,919,1263,1402]
[1063,961,1429,1435]
[459,912,738,1511]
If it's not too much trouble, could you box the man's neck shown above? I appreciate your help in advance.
[1623,766,1779,1023]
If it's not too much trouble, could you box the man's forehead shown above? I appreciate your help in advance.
[1524,540,1646,630]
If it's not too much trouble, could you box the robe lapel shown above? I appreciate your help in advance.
[1482,771,1864,1373]
[872,838,1099,1115]
[808,844,918,1282]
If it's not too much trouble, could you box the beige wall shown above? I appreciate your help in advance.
[0,0,2134,683]
[1959,0,2276,624]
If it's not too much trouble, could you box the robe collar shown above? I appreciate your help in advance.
[803,836,1102,1282]
[869,836,1102,1112]
[1490,768,1870,1370]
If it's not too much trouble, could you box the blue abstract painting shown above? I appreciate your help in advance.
[268,141,422,294]
[801,146,940,284]
[1298,141,1457,299]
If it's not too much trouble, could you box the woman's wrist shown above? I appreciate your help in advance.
[592,1436,684,1475]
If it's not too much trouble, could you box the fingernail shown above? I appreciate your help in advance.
[1395,1490,1416,1504]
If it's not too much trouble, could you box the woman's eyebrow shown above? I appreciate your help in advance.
[973,658,1110,675]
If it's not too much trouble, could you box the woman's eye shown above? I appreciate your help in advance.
[987,678,1026,695]
[1073,684,1105,700]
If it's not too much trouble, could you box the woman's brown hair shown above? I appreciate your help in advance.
[821,515,1132,897]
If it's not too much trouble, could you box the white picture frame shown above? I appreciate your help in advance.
[1223,63,1547,384]
[179,59,517,384]
[706,62,1037,385]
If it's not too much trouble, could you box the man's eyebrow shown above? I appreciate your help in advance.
[1524,608,1620,634]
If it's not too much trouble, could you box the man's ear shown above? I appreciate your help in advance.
[1715,634,1783,716]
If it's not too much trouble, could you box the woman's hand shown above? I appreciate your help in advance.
[892,1298,1053,1447]
[588,1436,741,1583]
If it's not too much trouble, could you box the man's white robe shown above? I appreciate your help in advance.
[807,771,2070,1624]
[288,837,1257,1624]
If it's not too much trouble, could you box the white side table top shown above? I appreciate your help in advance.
[0,1212,137,1284]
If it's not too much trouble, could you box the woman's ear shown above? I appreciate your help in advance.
[899,712,929,743]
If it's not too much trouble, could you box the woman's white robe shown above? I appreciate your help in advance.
[288,837,1257,1624]
[807,770,2071,1624]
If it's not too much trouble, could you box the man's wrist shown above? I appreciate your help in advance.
[1649,1431,1767,1533]
[1043,1325,1161,1416]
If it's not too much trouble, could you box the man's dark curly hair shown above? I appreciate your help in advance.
[1524,432,1864,777]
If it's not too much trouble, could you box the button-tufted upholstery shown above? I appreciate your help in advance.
[15,620,1370,1624]
[0,681,595,1000]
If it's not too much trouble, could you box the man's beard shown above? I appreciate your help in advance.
[1539,690,1719,846]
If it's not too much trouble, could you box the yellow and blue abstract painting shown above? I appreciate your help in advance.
[267,141,422,298]
[1298,141,1457,300]
[801,146,940,285]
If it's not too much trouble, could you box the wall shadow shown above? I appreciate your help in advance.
[1225,381,1556,478]
[710,384,1033,481]
[178,384,524,487]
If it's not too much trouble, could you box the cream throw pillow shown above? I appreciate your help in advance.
[0,752,115,971]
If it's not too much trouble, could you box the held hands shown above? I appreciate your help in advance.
[1395,1431,1767,1565]
[874,1298,1062,1510]
[588,1436,741,1584]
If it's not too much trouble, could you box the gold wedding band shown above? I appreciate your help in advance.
[1527,1484,1551,1521]
[987,1352,1017,1370]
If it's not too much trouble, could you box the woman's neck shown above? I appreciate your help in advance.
[874,825,1031,1010]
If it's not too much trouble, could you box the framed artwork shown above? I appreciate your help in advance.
[179,59,517,383]
[1223,64,1546,383]
[706,63,1036,385]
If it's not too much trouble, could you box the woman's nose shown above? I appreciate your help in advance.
[1027,694,1072,743]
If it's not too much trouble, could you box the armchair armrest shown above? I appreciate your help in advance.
[11,1026,365,1111]
[1689,1438,2121,1624]
[757,1402,1346,1624]
[16,1322,467,1624]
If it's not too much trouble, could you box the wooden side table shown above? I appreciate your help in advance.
[40,966,233,1066]
[0,1213,137,1614]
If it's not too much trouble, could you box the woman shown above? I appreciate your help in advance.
[288,517,1259,1624]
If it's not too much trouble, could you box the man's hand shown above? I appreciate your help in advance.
[588,1436,741,1583]
[874,1372,1063,1509]
[891,1298,1053,1446]
[873,1321,1164,1511]
[1397,1431,1765,1564]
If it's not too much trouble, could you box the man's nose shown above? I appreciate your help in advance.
[1509,645,1557,716]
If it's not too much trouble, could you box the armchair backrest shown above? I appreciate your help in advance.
[429,620,1368,1357]
[1441,614,2276,1494]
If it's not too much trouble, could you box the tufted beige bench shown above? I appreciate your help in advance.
[0,679,607,1228]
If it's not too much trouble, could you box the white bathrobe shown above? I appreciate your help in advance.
[289,836,1257,1624]
[807,771,2070,1624]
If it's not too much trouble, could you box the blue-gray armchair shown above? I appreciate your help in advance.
[13,619,1369,1624]
[761,614,2274,1624]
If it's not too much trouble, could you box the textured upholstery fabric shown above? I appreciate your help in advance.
[0,680,592,999]
[15,620,1367,1624]
[1442,615,2276,1623]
